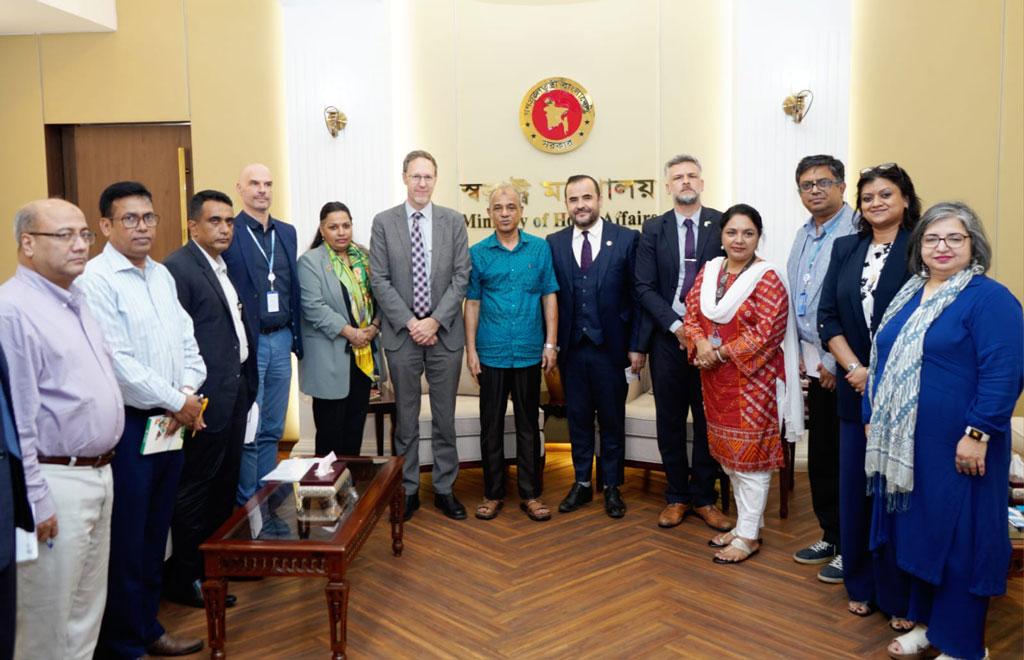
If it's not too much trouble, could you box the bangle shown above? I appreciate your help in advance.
[543,343,558,352]
[846,361,861,373]
[715,349,725,363]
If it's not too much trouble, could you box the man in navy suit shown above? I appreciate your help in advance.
[635,154,731,532]
[223,164,303,505]
[164,190,258,608]
[548,174,644,518]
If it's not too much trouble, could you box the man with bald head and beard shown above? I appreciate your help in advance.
[223,164,303,504]
[0,199,123,659]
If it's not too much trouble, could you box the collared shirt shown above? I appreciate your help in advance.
[405,201,434,277]
[238,210,293,330]
[0,266,125,522]
[194,240,249,364]
[785,203,857,374]
[671,207,703,318]
[571,217,604,267]
[78,242,206,411]
[468,231,559,368]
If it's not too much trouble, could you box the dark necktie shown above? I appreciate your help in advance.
[680,218,696,302]
[410,212,431,317]
[580,230,592,272]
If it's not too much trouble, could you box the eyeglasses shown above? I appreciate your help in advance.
[798,178,839,193]
[114,213,160,228]
[27,230,97,245]
[860,162,898,175]
[408,175,435,184]
[922,233,968,249]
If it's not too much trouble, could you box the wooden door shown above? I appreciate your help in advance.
[45,123,194,262]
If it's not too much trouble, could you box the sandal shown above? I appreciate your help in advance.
[520,499,551,522]
[936,651,988,660]
[848,600,877,617]
[475,498,503,520]
[709,530,762,548]
[890,617,916,632]
[712,536,760,564]
[887,626,935,660]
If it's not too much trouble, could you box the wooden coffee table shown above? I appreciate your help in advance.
[200,456,404,659]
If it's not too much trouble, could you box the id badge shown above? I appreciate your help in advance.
[267,291,280,313]
[796,291,807,317]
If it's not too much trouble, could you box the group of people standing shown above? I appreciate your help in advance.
[0,148,1020,660]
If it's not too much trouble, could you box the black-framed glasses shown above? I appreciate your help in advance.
[27,230,97,245]
[798,178,839,193]
[922,233,968,249]
[860,162,898,175]
[114,213,160,228]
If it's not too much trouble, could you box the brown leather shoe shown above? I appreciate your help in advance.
[658,503,691,528]
[144,632,203,656]
[693,504,732,532]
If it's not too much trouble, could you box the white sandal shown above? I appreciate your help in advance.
[887,626,933,660]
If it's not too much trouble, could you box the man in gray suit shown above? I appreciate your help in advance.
[369,150,471,521]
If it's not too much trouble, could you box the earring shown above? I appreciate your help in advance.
[918,265,929,277]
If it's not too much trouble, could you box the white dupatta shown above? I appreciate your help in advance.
[699,257,804,442]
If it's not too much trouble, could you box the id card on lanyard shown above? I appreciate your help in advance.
[247,225,279,312]
[796,218,839,316]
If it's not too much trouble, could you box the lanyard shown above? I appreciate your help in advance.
[246,225,276,288]
[799,216,840,292]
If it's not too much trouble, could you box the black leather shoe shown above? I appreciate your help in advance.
[604,486,626,518]
[165,580,237,609]
[434,493,467,520]
[558,482,593,513]
[404,492,420,521]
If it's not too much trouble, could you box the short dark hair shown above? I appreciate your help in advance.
[310,201,353,249]
[99,181,152,218]
[855,164,922,234]
[565,174,601,197]
[187,189,233,221]
[795,155,844,185]
[721,203,763,236]
[402,150,437,174]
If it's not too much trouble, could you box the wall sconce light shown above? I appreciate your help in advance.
[324,106,347,137]
[782,90,813,123]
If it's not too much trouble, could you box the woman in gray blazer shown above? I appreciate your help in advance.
[298,202,382,455]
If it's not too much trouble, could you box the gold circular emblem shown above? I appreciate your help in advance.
[519,76,595,154]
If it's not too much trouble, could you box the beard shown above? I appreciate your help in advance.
[675,191,699,206]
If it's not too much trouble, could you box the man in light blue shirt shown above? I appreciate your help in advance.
[78,181,207,659]
[465,184,558,522]
[785,155,857,583]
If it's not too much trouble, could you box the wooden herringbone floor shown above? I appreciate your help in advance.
[159,447,1024,659]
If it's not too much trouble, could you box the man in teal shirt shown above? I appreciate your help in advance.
[465,184,558,522]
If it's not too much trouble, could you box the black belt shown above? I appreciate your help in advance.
[260,323,290,335]
[38,451,115,468]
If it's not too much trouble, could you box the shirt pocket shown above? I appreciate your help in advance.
[515,261,545,294]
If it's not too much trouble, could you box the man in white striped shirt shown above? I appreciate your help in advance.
[78,181,207,659]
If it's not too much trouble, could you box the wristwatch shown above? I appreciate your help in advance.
[543,343,559,352]
[846,362,861,373]
[964,426,990,443]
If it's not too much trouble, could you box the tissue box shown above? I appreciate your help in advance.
[294,461,353,523]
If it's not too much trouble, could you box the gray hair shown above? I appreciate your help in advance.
[664,154,702,174]
[487,183,523,207]
[909,201,992,275]
[13,203,38,245]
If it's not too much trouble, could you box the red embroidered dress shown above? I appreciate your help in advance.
[683,268,788,472]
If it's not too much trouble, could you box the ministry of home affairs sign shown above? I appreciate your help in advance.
[519,76,595,154]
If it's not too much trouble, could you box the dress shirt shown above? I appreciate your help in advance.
[194,240,249,364]
[571,217,604,267]
[667,208,703,332]
[78,242,206,412]
[238,210,293,331]
[405,201,434,278]
[0,266,125,522]
[785,203,857,374]
[467,231,559,368]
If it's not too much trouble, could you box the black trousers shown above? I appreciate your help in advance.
[165,378,249,595]
[478,363,543,500]
[312,357,372,456]
[649,330,720,506]
[0,452,15,660]
[807,377,841,547]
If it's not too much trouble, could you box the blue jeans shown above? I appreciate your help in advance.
[236,328,292,505]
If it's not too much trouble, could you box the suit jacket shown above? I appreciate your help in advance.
[818,228,912,420]
[222,211,304,359]
[368,203,471,352]
[165,241,258,433]
[0,345,33,573]
[297,244,383,399]
[547,221,642,367]
[635,207,724,349]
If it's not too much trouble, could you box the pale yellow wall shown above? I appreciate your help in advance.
[997,0,1023,298]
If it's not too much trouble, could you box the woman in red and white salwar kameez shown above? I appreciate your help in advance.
[683,204,803,564]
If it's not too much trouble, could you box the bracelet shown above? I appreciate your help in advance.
[715,349,725,363]
[543,343,559,351]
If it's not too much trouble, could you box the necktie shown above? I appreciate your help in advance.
[410,212,431,317]
[680,218,696,302]
[580,230,592,273]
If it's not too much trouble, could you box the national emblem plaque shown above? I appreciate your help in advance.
[519,76,595,154]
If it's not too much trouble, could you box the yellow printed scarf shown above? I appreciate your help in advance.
[326,244,376,380]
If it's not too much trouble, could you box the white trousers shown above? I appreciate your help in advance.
[15,464,113,660]
[722,467,771,540]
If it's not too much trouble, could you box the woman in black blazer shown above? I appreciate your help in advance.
[818,163,920,629]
